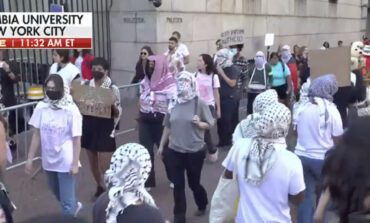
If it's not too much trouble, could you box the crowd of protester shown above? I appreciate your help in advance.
[0,32,370,223]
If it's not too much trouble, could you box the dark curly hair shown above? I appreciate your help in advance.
[323,117,370,223]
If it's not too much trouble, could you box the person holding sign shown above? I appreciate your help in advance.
[269,52,292,105]
[246,51,272,115]
[80,58,122,199]
[26,74,83,217]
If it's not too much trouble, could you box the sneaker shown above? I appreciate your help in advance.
[169,183,174,189]
[74,202,83,217]
[94,186,105,198]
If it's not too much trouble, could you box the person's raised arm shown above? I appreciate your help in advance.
[216,65,236,87]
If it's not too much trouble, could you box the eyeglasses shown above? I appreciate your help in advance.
[141,52,148,56]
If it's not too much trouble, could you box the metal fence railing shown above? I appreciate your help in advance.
[5,83,140,171]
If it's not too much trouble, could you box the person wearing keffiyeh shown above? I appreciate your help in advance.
[26,74,83,216]
[232,89,279,143]
[294,74,343,223]
[138,55,177,190]
[80,57,123,199]
[92,143,165,223]
[220,102,305,222]
[158,71,215,223]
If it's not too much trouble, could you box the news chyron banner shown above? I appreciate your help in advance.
[0,13,92,49]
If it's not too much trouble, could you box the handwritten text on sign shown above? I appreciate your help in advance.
[72,84,114,119]
[221,29,245,47]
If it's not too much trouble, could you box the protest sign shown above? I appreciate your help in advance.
[308,46,351,87]
[221,29,245,47]
[264,33,275,46]
[72,83,114,119]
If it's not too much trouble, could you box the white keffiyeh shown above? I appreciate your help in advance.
[43,94,74,110]
[244,103,291,186]
[105,143,156,223]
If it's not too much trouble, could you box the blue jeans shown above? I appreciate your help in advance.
[45,171,78,216]
[297,156,325,223]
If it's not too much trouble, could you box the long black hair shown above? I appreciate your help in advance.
[323,117,370,223]
[132,46,154,84]
[200,54,214,75]
[269,52,285,66]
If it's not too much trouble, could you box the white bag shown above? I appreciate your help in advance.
[209,174,239,223]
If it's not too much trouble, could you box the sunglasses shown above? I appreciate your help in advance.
[140,52,148,56]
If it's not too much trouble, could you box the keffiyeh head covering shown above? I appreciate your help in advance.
[308,74,338,136]
[215,48,234,68]
[254,51,266,70]
[176,71,197,104]
[281,45,292,64]
[240,90,279,138]
[309,74,338,102]
[245,103,291,186]
[105,143,156,223]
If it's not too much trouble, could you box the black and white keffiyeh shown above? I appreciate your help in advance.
[239,89,278,138]
[105,143,156,223]
[244,103,291,186]
[44,94,74,110]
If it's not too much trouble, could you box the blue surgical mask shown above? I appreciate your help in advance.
[229,48,237,56]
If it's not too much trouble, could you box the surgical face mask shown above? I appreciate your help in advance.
[229,48,237,56]
[281,50,290,59]
[255,56,265,68]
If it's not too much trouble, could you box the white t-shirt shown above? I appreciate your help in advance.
[29,101,82,173]
[164,43,190,69]
[75,56,83,73]
[49,62,81,94]
[195,72,220,106]
[295,102,343,160]
[223,138,305,223]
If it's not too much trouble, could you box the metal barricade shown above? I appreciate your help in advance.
[2,102,39,171]
[4,83,141,171]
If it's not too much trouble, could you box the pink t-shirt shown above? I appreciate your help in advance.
[196,72,220,106]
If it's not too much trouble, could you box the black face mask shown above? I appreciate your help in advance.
[46,90,63,101]
[92,71,105,80]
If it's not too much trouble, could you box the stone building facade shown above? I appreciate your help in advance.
[110,0,366,85]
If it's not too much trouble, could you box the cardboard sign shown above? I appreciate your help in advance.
[308,46,351,87]
[221,29,245,47]
[265,33,275,46]
[72,83,114,119]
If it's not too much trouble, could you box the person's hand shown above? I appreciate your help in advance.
[70,163,79,175]
[216,64,223,75]
[192,115,201,127]
[216,108,221,119]
[313,211,324,223]
[208,150,218,163]
[25,160,33,175]
[157,146,164,157]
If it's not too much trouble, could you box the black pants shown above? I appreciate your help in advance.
[204,106,215,153]
[247,92,259,115]
[138,119,163,188]
[165,149,208,223]
[217,98,238,147]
